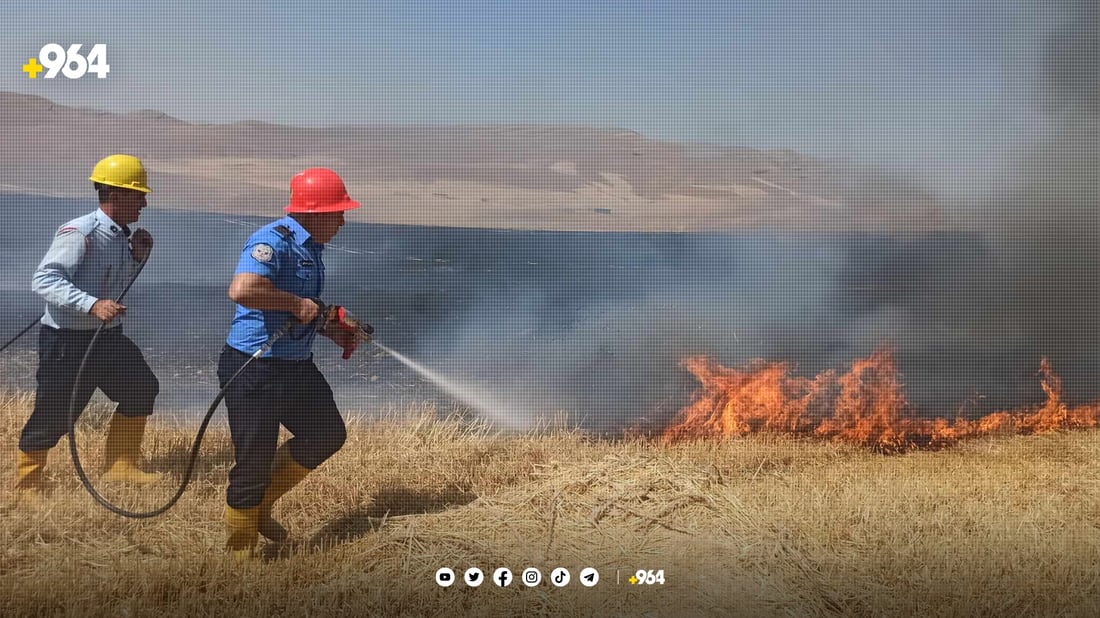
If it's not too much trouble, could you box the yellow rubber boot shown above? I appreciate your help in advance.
[225,505,260,561]
[257,443,311,542]
[13,449,48,507]
[102,414,162,484]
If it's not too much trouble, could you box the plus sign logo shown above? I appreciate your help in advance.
[22,44,110,79]
[22,57,43,79]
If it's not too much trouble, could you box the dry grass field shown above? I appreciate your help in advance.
[2,389,1100,617]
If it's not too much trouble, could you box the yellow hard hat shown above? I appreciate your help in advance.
[89,154,152,193]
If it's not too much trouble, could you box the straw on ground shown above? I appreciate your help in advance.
[2,390,1100,617]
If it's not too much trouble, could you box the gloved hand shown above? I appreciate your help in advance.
[320,305,371,359]
[321,318,359,358]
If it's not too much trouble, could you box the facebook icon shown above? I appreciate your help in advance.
[493,567,513,587]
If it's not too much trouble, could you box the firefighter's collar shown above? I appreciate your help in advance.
[96,209,132,238]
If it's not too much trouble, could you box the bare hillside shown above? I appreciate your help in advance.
[0,92,944,232]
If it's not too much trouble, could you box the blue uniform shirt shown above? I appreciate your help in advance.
[226,216,325,360]
[33,209,139,330]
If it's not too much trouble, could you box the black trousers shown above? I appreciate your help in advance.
[19,325,159,452]
[218,346,346,509]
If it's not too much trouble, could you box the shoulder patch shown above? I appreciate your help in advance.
[251,244,275,263]
[56,213,96,237]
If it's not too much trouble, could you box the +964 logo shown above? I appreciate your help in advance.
[22,44,109,79]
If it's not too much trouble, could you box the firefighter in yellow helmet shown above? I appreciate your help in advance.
[13,155,161,507]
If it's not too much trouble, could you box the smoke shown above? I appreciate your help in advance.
[991,0,1098,390]
[827,0,1099,412]
[309,1,1098,434]
[395,231,1015,432]
[1040,0,1098,117]
[1000,0,1097,238]
[392,1,1097,434]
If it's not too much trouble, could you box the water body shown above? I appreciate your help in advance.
[0,194,1095,432]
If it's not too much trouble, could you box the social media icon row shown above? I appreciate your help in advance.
[435,567,599,588]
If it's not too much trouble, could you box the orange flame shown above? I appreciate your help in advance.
[662,349,1100,452]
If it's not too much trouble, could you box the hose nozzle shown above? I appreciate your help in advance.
[325,305,374,359]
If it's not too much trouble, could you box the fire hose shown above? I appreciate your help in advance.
[3,249,374,519]
[73,300,373,518]
[0,316,41,354]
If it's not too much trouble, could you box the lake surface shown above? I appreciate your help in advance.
[1,193,1096,432]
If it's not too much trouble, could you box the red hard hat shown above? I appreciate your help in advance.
[284,168,362,213]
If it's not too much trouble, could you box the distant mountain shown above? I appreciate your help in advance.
[0,92,944,231]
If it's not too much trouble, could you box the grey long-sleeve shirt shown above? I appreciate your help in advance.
[32,209,140,330]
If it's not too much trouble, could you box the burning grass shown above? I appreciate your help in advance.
[2,389,1100,616]
[663,349,1100,452]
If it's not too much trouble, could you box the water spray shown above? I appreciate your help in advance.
[371,341,521,429]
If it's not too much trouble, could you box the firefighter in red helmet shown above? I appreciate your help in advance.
[219,168,362,559]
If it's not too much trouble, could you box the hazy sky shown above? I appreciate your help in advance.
[1,1,1070,165]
